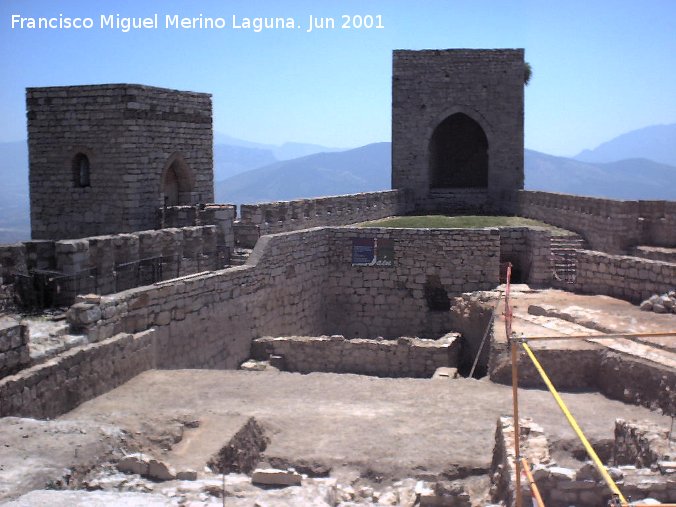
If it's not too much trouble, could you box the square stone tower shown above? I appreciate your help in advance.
[392,49,524,214]
[27,84,214,239]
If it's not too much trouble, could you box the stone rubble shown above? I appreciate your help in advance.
[640,290,676,314]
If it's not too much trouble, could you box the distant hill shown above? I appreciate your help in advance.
[214,144,277,181]
[525,150,676,200]
[0,141,30,244]
[214,132,346,161]
[215,142,390,204]
[574,123,676,166]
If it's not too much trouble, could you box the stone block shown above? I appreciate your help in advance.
[251,468,302,487]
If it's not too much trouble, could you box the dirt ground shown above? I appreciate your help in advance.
[2,369,670,504]
[2,287,675,505]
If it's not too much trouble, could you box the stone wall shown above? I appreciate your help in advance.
[250,334,459,378]
[613,419,674,468]
[499,228,552,285]
[0,318,29,379]
[519,191,676,254]
[6,226,224,307]
[572,250,676,303]
[66,227,505,370]
[325,227,501,339]
[632,245,676,263]
[28,84,213,239]
[67,228,331,370]
[235,190,413,248]
[489,344,676,415]
[0,329,155,419]
[159,204,236,253]
[491,416,676,507]
[392,49,525,214]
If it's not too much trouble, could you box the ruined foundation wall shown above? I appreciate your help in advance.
[0,329,155,419]
[519,191,676,254]
[489,344,676,415]
[68,228,330,371]
[492,416,676,507]
[325,228,501,338]
[251,335,459,378]
[572,250,676,303]
[235,190,413,247]
[0,318,29,379]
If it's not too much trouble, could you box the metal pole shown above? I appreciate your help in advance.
[505,263,522,507]
[520,457,545,507]
[523,331,676,341]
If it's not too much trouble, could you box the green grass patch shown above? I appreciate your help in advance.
[358,215,571,235]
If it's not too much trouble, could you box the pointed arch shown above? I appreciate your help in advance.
[161,153,194,206]
[429,112,489,189]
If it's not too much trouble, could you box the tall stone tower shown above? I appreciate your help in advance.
[27,84,214,240]
[392,49,524,214]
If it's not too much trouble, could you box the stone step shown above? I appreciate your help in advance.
[229,248,253,267]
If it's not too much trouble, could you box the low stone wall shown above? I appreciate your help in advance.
[489,345,676,415]
[158,204,236,252]
[490,416,551,506]
[0,329,155,419]
[572,250,676,303]
[613,419,673,468]
[519,191,676,254]
[0,318,29,379]
[423,189,491,215]
[235,190,414,248]
[491,416,676,507]
[0,243,27,284]
[7,225,225,307]
[250,334,460,378]
[66,228,331,371]
[489,342,602,390]
[632,245,676,263]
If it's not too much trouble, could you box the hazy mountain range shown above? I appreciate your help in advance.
[1,124,674,244]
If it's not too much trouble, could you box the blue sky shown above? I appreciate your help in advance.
[1,0,674,156]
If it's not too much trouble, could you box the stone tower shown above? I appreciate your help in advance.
[27,84,214,239]
[392,49,525,214]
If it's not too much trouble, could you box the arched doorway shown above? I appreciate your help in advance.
[161,154,193,206]
[429,113,488,188]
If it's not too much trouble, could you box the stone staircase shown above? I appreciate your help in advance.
[230,248,253,267]
[550,234,586,284]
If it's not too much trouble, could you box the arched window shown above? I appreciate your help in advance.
[72,153,91,188]
[429,113,488,188]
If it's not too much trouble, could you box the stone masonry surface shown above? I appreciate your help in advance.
[1,225,225,306]
[0,318,29,379]
[491,417,676,507]
[392,49,524,213]
[235,189,413,248]
[0,329,155,419]
[572,250,676,303]
[60,227,502,375]
[519,190,676,254]
[28,84,213,239]
[250,334,460,378]
[325,227,500,338]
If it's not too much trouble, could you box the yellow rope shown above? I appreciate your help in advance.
[520,341,628,506]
